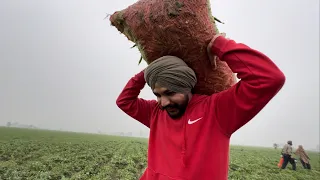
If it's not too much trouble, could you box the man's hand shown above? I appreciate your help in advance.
[207,33,227,69]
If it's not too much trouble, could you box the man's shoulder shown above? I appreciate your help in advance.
[192,93,211,99]
[186,94,215,113]
[191,92,222,105]
[190,94,211,104]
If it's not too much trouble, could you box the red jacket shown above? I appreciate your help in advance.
[116,36,285,180]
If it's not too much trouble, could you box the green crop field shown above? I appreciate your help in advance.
[0,127,319,180]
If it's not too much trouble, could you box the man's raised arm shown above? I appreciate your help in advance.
[208,35,286,136]
[116,70,157,128]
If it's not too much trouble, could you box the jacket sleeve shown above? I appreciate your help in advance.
[305,152,310,159]
[209,36,286,137]
[116,70,157,128]
[282,145,287,154]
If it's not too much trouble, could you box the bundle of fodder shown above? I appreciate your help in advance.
[109,0,236,95]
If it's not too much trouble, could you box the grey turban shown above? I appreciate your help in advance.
[144,56,197,93]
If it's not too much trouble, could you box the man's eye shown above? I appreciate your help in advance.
[166,91,176,96]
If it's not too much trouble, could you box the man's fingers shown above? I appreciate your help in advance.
[209,55,217,69]
[208,32,227,69]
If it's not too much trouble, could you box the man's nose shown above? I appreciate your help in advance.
[160,97,170,107]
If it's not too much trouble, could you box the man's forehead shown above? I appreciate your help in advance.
[153,84,169,94]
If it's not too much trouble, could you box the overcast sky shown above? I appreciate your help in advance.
[0,0,319,150]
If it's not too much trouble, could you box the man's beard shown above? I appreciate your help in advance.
[162,94,189,119]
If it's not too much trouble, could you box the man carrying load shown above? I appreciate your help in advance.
[116,33,286,179]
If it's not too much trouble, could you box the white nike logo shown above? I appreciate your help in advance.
[188,117,203,125]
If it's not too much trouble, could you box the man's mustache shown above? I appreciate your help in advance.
[161,104,179,110]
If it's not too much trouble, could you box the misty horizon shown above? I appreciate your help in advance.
[0,0,319,150]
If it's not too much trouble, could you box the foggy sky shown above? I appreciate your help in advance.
[0,0,319,150]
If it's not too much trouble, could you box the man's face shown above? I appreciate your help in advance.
[153,83,189,119]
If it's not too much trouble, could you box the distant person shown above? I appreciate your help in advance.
[295,145,311,169]
[116,33,286,179]
[281,140,296,170]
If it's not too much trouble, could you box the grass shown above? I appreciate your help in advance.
[0,127,319,180]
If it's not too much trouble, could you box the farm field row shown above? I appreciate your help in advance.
[0,127,319,180]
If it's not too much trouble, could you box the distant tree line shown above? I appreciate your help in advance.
[6,121,38,129]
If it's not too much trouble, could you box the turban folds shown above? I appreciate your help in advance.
[144,56,197,93]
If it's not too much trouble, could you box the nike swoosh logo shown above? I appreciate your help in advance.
[188,117,203,125]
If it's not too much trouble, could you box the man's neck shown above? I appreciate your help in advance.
[188,93,193,103]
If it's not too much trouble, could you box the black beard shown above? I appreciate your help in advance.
[162,94,189,119]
